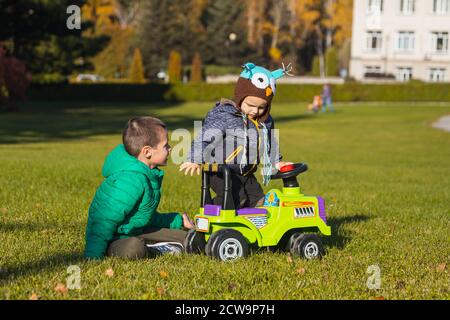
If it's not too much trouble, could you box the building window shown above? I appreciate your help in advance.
[366,31,383,51]
[396,31,415,52]
[429,68,446,81]
[433,0,450,14]
[365,66,382,74]
[431,32,449,53]
[368,0,383,14]
[364,66,382,78]
[396,67,413,81]
[400,0,415,14]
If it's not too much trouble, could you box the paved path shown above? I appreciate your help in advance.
[432,115,450,132]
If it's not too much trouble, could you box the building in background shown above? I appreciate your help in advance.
[350,0,450,82]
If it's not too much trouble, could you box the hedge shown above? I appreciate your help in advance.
[27,82,450,103]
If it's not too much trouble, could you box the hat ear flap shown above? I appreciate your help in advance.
[242,62,256,71]
[271,69,285,80]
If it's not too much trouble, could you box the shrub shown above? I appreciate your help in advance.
[168,50,182,83]
[26,82,450,103]
[129,48,146,84]
[205,65,242,77]
[311,55,321,76]
[325,47,339,77]
[190,52,203,83]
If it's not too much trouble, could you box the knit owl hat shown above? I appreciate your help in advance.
[234,62,292,121]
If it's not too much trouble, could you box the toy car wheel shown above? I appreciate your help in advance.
[210,229,249,261]
[205,231,222,257]
[286,232,303,252]
[184,229,206,254]
[291,234,324,260]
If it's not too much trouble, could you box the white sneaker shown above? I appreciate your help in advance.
[145,242,184,256]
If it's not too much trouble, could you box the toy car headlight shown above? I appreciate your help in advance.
[195,217,209,232]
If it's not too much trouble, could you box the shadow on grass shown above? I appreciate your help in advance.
[0,101,318,144]
[323,214,370,250]
[0,101,197,144]
[0,251,85,284]
[0,222,49,232]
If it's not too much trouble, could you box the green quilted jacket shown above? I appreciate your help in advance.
[84,144,183,259]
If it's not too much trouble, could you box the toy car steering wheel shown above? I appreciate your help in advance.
[270,163,308,188]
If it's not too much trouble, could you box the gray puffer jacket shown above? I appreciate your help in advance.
[188,99,281,175]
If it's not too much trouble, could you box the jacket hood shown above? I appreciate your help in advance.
[102,144,163,181]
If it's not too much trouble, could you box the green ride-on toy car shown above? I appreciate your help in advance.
[184,163,331,261]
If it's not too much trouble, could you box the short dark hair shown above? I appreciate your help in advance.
[122,117,167,157]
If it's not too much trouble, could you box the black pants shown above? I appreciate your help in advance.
[210,173,265,209]
[106,227,187,259]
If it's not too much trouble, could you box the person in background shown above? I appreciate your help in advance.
[321,84,335,113]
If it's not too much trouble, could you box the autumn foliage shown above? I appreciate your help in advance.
[0,47,30,112]
[129,48,145,83]
[190,52,203,83]
[168,50,182,83]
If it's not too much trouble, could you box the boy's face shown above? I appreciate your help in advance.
[140,128,171,168]
[241,96,268,120]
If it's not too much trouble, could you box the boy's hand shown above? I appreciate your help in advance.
[275,162,294,170]
[179,162,201,176]
[182,213,195,230]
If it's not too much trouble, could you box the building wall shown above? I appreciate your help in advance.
[350,0,450,82]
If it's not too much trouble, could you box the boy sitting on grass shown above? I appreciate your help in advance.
[84,117,194,260]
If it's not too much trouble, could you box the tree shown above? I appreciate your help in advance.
[261,0,322,73]
[129,47,145,83]
[0,0,108,82]
[90,27,133,78]
[323,0,353,48]
[190,52,203,83]
[82,0,141,79]
[0,46,30,112]
[311,54,320,76]
[136,0,199,78]
[168,50,182,83]
[202,0,253,65]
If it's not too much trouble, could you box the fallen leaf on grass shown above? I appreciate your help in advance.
[372,296,385,300]
[287,256,293,264]
[105,268,114,277]
[296,268,306,275]
[228,283,237,291]
[29,293,40,300]
[1,208,7,213]
[54,283,68,295]
[436,263,446,272]
[156,287,165,296]
[159,271,169,279]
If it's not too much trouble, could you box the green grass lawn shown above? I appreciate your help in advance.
[0,100,449,300]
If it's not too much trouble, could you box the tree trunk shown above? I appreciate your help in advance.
[270,0,285,49]
[247,0,256,46]
[325,0,335,50]
[316,26,326,78]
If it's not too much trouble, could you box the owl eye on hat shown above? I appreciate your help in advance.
[234,62,291,110]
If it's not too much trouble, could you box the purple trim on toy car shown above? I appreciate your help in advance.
[204,204,222,216]
[317,197,327,223]
[237,208,268,215]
